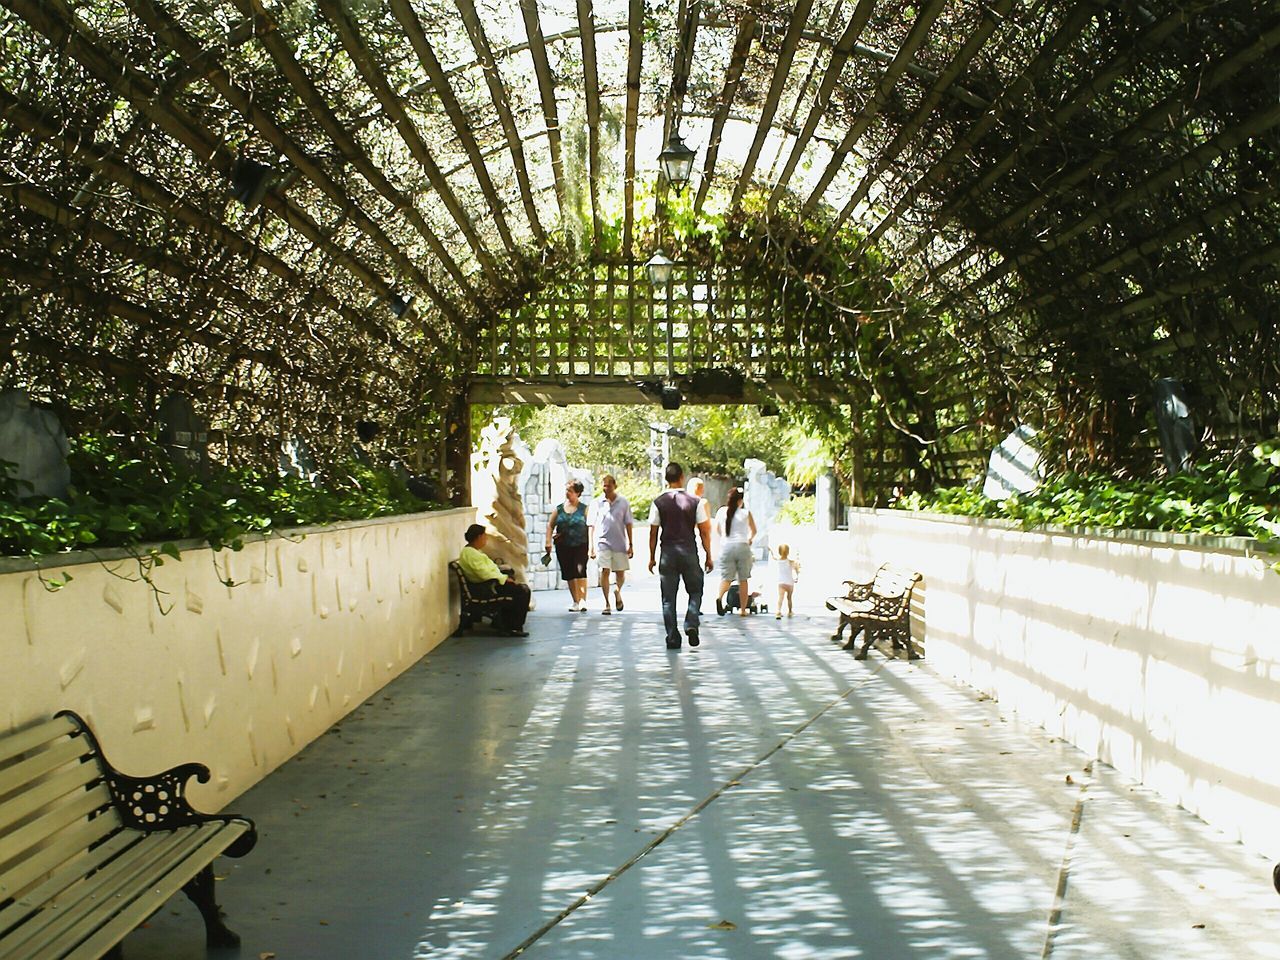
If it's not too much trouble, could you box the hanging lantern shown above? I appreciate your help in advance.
[645,249,675,288]
[658,133,696,193]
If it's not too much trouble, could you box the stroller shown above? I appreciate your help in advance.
[725,583,766,614]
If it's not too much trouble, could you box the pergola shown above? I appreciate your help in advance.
[1,0,1276,501]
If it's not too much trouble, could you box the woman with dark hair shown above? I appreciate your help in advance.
[714,487,757,617]
[546,479,591,611]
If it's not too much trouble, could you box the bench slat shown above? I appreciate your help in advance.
[26,823,245,960]
[0,718,78,769]
[0,760,101,837]
[1,826,199,959]
[0,831,138,946]
[0,785,113,871]
[0,811,120,907]
[0,738,96,802]
[64,825,249,960]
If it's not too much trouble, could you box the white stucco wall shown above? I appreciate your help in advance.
[0,507,473,810]
[830,508,1280,859]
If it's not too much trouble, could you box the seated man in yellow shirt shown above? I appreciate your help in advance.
[458,523,531,636]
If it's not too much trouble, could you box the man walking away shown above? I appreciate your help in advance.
[648,461,713,649]
[589,474,635,615]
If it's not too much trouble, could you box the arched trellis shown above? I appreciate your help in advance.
[0,0,1275,498]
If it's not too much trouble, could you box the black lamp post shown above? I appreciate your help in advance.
[658,133,696,193]
[645,249,675,289]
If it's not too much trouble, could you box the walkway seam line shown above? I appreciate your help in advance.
[1041,759,1093,958]
[502,663,889,958]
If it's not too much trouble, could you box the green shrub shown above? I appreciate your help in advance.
[1,433,439,563]
[776,495,816,525]
[896,441,1280,569]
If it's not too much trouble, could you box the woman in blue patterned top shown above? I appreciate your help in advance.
[545,480,590,611]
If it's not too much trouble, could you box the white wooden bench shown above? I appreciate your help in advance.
[825,563,923,660]
[0,712,256,959]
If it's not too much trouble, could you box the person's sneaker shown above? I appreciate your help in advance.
[665,635,681,649]
[715,598,726,616]
[775,613,782,620]
[601,607,611,615]
[507,628,530,637]
[687,628,700,647]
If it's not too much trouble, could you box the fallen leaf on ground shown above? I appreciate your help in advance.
[259,953,276,959]
[707,920,737,931]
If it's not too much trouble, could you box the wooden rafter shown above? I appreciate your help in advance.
[314,0,509,305]
[662,0,700,144]
[694,13,757,214]
[3,0,424,331]
[763,0,846,184]
[730,0,815,208]
[912,2,1208,260]
[230,0,485,298]
[916,16,1280,289]
[815,0,1012,242]
[622,0,644,259]
[518,0,566,217]
[799,0,948,218]
[119,0,465,312]
[996,182,1280,330]
[855,0,1103,254]
[577,0,603,252]
[949,98,1280,305]
[454,0,546,245]
[389,0,519,257]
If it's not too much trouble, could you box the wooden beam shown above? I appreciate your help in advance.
[623,0,643,259]
[815,0,1012,240]
[231,0,487,297]
[663,0,700,143]
[854,0,1103,254]
[913,16,1280,290]
[121,0,464,315]
[389,0,519,256]
[908,2,1208,261]
[577,0,603,252]
[518,0,566,218]
[1,0,416,326]
[455,0,547,244]
[730,0,814,209]
[762,0,875,212]
[993,182,1280,329]
[799,0,948,219]
[693,13,756,214]
[947,98,1280,306]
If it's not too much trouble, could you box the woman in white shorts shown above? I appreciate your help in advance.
[714,487,757,617]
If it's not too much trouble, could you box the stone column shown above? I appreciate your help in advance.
[471,418,529,587]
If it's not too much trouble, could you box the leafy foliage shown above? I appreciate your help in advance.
[897,442,1280,558]
[0,434,438,563]
[776,495,816,525]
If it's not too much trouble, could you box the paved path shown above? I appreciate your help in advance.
[125,579,1280,959]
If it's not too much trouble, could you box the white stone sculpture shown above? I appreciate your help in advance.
[470,418,529,586]
[518,438,593,591]
[743,458,791,558]
[982,424,1043,501]
[0,389,70,499]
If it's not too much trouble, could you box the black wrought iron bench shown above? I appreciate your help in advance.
[826,563,923,660]
[448,559,509,633]
[0,711,256,960]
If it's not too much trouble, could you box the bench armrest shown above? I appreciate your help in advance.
[840,580,875,601]
[56,711,258,856]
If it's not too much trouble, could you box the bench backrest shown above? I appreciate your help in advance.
[871,564,921,599]
[0,716,125,916]
[449,560,497,603]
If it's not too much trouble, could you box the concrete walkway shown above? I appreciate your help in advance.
[124,579,1280,959]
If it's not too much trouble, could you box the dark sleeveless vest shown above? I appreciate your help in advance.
[654,489,699,553]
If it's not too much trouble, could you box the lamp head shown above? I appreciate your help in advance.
[658,133,696,193]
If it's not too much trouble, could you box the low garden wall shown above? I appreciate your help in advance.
[0,506,474,810]
[830,508,1280,859]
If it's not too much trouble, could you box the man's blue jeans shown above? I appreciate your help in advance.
[659,549,703,639]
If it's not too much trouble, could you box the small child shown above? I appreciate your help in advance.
[773,543,799,619]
